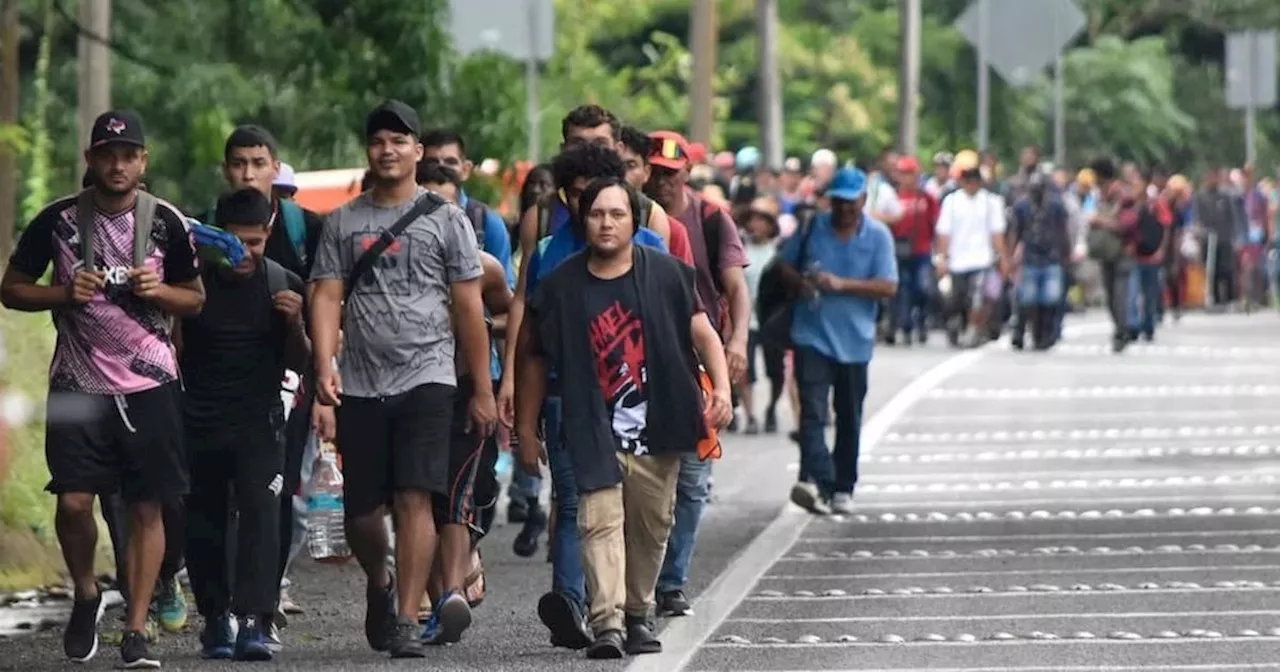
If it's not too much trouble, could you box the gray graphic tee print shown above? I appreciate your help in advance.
[311,189,483,397]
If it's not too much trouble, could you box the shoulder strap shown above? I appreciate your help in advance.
[133,191,158,268]
[700,199,724,293]
[279,199,307,260]
[76,189,97,270]
[465,199,487,250]
[795,211,818,269]
[638,195,652,229]
[344,193,446,303]
[264,257,290,295]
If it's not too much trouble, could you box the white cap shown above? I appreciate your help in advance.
[274,163,297,190]
[811,148,838,168]
[783,157,802,173]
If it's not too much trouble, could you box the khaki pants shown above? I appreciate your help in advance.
[579,452,681,634]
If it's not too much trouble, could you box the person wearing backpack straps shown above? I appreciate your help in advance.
[1128,168,1173,343]
[310,100,495,659]
[642,130,752,618]
[173,188,308,662]
[207,124,329,633]
[1,109,205,670]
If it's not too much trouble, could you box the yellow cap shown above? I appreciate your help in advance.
[1076,168,1096,188]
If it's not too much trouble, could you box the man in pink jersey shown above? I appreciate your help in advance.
[1,109,205,669]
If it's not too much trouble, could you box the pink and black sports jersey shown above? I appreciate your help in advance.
[8,193,199,395]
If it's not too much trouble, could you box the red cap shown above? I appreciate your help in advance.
[648,131,692,170]
[688,142,708,165]
[896,155,921,174]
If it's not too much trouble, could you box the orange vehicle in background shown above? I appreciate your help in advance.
[292,161,530,218]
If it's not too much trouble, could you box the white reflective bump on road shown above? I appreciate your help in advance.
[693,315,1280,671]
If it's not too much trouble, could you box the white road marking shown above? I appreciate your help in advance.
[882,426,1280,443]
[924,385,1280,400]
[763,565,1280,581]
[726,609,1280,624]
[798,529,1280,544]
[625,348,990,672]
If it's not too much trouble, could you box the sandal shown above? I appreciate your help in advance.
[465,550,486,608]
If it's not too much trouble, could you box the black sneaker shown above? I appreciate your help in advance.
[513,504,547,558]
[656,590,693,617]
[585,629,625,659]
[365,576,397,652]
[537,591,591,649]
[624,614,662,655]
[388,618,426,658]
[763,409,778,434]
[199,612,235,660]
[64,591,104,663]
[119,630,160,669]
[233,615,274,661]
[507,497,529,524]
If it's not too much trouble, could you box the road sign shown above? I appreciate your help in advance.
[955,0,1085,87]
[1225,30,1277,109]
[449,0,555,62]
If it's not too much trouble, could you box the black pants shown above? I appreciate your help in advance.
[184,413,285,618]
[1099,258,1133,338]
[101,493,184,606]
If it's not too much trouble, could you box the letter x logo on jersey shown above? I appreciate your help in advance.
[102,266,132,286]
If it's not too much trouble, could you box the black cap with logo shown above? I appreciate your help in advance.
[365,100,421,139]
[89,109,146,149]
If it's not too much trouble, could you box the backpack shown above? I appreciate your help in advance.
[535,190,652,240]
[1135,205,1164,256]
[699,198,729,294]
[278,199,308,266]
[264,257,291,296]
[464,198,488,251]
[77,187,157,271]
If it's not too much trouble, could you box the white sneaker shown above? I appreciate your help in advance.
[830,493,854,514]
[789,483,831,515]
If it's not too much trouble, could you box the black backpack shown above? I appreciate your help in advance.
[1135,205,1164,257]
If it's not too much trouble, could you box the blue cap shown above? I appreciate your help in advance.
[827,167,867,202]
[735,146,761,172]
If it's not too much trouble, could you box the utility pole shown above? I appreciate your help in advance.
[896,0,921,156]
[525,0,542,163]
[0,0,18,261]
[757,0,782,167]
[975,0,990,151]
[78,0,113,153]
[689,0,717,146]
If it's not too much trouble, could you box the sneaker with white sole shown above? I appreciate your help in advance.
[64,591,105,663]
[830,492,854,514]
[789,482,831,515]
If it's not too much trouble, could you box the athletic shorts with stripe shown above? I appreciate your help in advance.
[433,375,493,536]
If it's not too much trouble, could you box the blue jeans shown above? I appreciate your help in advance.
[656,455,711,593]
[545,396,585,607]
[1017,263,1064,306]
[509,467,542,503]
[795,347,868,496]
[1127,262,1163,336]
[893,254,933,334]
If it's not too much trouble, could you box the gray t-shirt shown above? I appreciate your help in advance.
[312,188,483,398]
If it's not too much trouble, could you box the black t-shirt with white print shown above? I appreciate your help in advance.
[584,269,651,456]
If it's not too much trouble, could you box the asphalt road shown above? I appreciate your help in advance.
[676,313,1280,672]
[0,328,947,671]
[6,312,1276,672]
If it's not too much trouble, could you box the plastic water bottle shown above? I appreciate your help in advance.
[495,450,513,476]
[306,451,351,564]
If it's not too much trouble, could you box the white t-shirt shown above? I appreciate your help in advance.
[743,240,778,329]
[936,188,1006,273]
[866,174,903,222]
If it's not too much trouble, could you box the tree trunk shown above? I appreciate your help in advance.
[0,0,19,263]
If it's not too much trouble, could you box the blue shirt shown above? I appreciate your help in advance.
[779,213,897,364]
[460,190,513,380]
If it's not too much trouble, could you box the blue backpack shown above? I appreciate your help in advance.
[205,198,307,267]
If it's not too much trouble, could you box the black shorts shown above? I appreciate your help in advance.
[44,381,187,504]
[432,377,494,535]
[335,383,454,517]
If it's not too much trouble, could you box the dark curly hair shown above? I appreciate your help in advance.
[619,125,650,159]
[551,142,626,193]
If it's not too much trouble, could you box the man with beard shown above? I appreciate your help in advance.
[515,177,732,658]
[1,110,205,669]
[643,130,750,618]
[309,100,496,658]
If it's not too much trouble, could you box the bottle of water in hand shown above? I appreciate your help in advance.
[804,260,824,307]
[306,450,351,564]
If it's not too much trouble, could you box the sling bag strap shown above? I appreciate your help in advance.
[344,192,446,303]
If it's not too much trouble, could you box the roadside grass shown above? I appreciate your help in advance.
[0,307,62,590]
